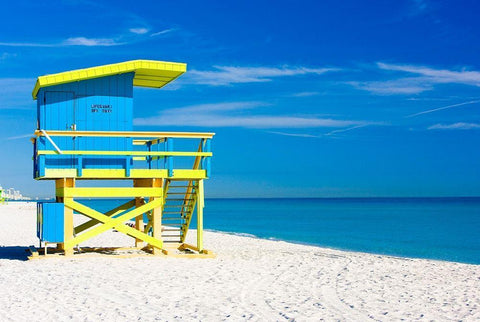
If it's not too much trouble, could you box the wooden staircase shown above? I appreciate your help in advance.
[161,179,198,243]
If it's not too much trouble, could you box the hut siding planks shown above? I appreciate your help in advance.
[37,73,134,171]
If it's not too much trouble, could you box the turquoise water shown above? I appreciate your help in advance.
[83,198,480,264]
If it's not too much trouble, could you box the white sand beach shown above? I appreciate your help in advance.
[0,202,479,321]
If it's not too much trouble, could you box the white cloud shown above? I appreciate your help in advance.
[377,62,480,87]
[129,28,149,34]
[350,62,480,95]
[348,78,433,95]
[0,37,123,47]
[0,26,178,48]
[63,37,121,46]
[428,123,480,130]
[134,101,364,129]
[136,114,359,128]
[164,101,268,114]
[187,65,339,86]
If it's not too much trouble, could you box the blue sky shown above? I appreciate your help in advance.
[1,0,480,198]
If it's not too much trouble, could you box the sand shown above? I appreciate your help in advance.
[0,202,479,321]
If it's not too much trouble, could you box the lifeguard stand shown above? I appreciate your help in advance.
[31,60,214,257]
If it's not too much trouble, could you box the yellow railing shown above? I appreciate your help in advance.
[37,150,212,157]
[33,130,214,139]
[33,130,214,179]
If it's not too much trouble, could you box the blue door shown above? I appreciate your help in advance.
[43,91,75,169]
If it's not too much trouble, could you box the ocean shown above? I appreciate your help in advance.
[80,197,480,264]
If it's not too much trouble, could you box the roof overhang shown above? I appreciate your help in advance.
[32,59,187,100]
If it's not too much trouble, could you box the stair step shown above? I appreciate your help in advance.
[169,186,195,189]
[163,206,192,210]
[166,198,194,201]
[162,228,181,232]
[163,211,184,214]
[167,193,195,195]
[164,205,192,208]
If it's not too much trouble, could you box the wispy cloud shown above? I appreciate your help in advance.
[0,41,55,48]
[267,131,321,138]
[0,78,35,109]
[63,37,122,46]
[0,52,16,60]
[410,0,428,16]
[378,62,480,86]
[129,27,149,34]
[0,26,178,48]
[406,99,480,118]
[134,101,365,129]
[135,114,359,128]
[187,65,339,86]
[350,62,480,95]
[0,37,123,47]
[325,124,373,136]
[6,133,32,140]
[428,123,480,130]
[348,78,433,95]
[291,91,321,97]
[151,28,176,37]
[163,101,268,114]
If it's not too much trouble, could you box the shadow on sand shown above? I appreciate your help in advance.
[0,246,30,261]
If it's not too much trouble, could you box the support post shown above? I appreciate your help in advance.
[205,139,212,178]
[77,156,83,177]
[151,178,163,255]
[133,179,144,248]
[166,138,174,177]
[56,178,75,256]
[125,157,131,177]
[38,155,45,177]
[197,179,204,252]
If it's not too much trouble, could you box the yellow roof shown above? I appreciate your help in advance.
[32,59,187,99]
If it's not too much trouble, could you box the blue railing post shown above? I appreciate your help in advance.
[205,138,212,178]
[125,157,131,177]
[147,141,152,169]
[33,139,38,178]
[166,138,174,177]
[200,138,205,170]
[156,139,160,169]
[39,155,45,177]
[77,156,83,177]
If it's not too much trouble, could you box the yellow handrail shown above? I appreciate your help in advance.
[37,150,212,157]
[34,130,214,139]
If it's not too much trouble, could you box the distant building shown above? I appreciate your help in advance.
[0,184,30,201]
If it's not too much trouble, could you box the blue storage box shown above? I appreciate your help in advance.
[37,202,64,243]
